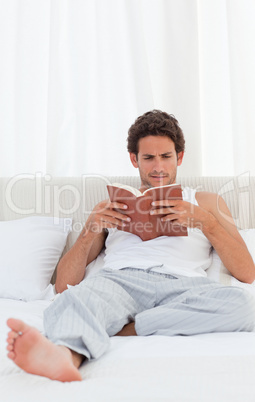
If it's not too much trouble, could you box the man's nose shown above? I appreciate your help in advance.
[152,158,164,172]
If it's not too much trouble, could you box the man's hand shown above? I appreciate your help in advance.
[150,199,214,231]
[85,199,131,235]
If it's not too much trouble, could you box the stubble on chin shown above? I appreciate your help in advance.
[140,175,176,191]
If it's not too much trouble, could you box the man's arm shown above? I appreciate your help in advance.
[151,192,255,284]
[196,192,255,283]
[55,199,130,293]
[55,229,106,294]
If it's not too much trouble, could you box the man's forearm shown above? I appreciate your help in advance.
[55,230,99,293]
[202,218,255,284]
[54,197,128,293]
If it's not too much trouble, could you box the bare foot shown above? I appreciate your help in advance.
[6,318,83,382]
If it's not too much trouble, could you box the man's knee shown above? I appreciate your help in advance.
[231,288,255,331]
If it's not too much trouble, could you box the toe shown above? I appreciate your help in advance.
[7,351,16,360]
[8,330,19,339]
[7,318,30,334]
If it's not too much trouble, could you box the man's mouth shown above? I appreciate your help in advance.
[150,175,167,179]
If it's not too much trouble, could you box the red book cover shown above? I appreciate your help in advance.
[107,183,188,241]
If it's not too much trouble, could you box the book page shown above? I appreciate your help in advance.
[143,183,180,195]
[111,183,142,197]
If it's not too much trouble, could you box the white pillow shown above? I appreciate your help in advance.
[206,229,255,294]
[0,216,72,301]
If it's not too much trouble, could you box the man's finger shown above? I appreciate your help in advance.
[150,208,186,216]
[151,199,180,207]
[102,210,131,222]
[111,202,128,210]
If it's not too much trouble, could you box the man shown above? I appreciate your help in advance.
[6,110,255,382]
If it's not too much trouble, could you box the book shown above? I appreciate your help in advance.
[107,183,188,241]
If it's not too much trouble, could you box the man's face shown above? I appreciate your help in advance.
[130,135,184,190]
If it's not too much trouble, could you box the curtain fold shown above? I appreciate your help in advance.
[0,0,254,177]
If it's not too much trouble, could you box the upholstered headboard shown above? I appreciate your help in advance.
[0,175,255,253]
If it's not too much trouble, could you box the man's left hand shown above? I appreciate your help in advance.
[150,199,214,231]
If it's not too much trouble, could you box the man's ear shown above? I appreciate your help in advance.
[177,151,184,166]
[129,152,139,168]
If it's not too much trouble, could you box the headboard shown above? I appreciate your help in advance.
[0,175,254,253]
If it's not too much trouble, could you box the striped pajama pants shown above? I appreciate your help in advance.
[44,267,255,360]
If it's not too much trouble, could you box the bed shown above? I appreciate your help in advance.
[1,175,255,401]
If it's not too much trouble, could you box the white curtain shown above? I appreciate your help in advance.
[0,0,255,177]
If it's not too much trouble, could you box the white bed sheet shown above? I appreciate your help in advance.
[1,299,255,402]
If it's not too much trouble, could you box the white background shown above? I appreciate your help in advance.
[0,0,255,177]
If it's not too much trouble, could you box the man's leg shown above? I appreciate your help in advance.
[6,272,138,382]
[116,322,137,336]
[135,276,255,336]
[43,271,143,360]
[6,268,156,381]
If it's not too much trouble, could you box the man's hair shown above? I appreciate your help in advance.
[127,110,185,156]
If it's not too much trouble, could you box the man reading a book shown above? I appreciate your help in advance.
[6,110,255,382]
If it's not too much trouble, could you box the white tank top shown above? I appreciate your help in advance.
[103,187,212,278]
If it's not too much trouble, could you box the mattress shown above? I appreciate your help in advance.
[1,299,255,402]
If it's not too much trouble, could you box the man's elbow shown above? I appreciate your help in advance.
[245,275,255,285]
[240,268,255,284]
[55,278,68,294]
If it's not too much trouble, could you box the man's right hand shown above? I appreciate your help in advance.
[84,199,131,235]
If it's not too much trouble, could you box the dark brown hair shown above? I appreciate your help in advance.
[127,110,185,156]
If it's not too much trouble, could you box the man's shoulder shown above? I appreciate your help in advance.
[195,191,222,212]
